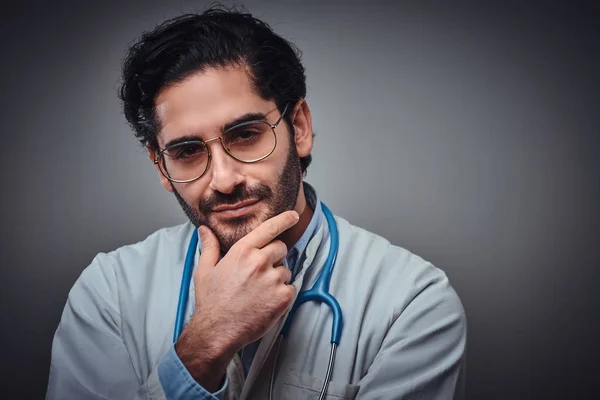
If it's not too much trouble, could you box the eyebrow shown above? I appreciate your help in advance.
[163,111,269,149]
[223,112,268,131]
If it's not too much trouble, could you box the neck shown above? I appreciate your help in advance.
[279,184,313,250]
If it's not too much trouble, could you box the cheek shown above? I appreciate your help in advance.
[245,147,288,185]
[174,180,209,205]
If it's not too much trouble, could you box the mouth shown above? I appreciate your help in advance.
[212,199,261,218]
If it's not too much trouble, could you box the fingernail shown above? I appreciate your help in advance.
[198,226,206,238]
[292,211,300,221]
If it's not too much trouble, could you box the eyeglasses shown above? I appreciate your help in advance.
[154,104,289,183]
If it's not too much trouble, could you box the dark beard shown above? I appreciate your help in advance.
[172,140,302,254]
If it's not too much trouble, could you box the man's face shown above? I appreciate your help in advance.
[152,66,306,253]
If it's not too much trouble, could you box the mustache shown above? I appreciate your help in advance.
[199,184,272,213]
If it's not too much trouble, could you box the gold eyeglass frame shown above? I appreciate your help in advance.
[154,103,290,183]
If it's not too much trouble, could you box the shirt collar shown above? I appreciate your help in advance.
[284,181,323,280]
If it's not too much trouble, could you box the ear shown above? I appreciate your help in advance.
[147,145,174,193]
[291,99,313,158]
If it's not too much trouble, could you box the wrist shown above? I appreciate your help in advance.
[174,319,235,391]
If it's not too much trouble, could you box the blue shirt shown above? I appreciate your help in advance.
[158,183,323,399]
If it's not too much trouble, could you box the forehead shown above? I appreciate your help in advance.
[155,66,274,145]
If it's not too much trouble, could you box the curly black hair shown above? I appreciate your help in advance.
[118,4,312,175]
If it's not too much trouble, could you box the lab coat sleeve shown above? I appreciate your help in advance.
[45,254,228,400]
[356,271,467,400]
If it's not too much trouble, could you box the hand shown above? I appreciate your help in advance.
[175,210,300,389]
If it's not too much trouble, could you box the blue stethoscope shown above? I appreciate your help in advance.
[173,203,342,400]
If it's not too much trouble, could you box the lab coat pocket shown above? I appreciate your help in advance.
[281,369,360,399]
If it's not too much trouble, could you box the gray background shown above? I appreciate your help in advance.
[1,0,599,398]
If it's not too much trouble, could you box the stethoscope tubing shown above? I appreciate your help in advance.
[173,227,199,343]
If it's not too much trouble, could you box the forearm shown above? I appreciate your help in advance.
[174,317,237,392]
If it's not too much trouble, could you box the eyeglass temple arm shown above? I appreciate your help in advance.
[272,103,290,127]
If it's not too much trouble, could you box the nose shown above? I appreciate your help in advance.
[206,139,244,194]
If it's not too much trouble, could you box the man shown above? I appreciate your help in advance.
[46,6,466,400]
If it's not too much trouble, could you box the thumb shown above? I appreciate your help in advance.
[197,225,221,268]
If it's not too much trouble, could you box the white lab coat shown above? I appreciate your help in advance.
[46,203,467,399]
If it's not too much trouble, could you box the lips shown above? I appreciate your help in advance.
[212,199,261,217]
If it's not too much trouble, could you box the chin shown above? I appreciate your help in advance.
[210,209,264,239]
[219,213,257,227]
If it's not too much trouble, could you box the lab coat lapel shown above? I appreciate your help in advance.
[239,209,329,399]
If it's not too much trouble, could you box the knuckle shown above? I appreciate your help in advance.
[276,243,288,260]
[281,286,296,304]
[269,242,284,261]
[276,240,288,253]
[279,266,291,280]
[236,244,253,258]
[251,251,269,269]
[275,265,286,278]
[268,269,281,284]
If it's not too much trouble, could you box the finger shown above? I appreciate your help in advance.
[197,225,221,269]
[241,210,300,249]
[260,240,288,266]
[273,265,292,284]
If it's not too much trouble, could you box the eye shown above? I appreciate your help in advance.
[226,123,267,146]
[231,129,260,142]
[239,130,258,140]
[168,142,206,160]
